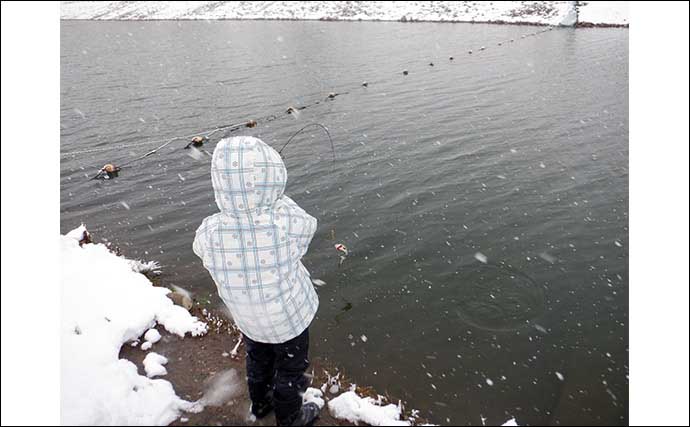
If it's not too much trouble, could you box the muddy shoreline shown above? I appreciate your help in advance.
[120,297,427,426]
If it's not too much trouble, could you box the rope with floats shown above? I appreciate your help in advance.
[65,25,556,180]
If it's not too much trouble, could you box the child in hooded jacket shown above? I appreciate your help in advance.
[193,136,320,426]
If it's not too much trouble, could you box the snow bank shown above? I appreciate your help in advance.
[303,387,325,409]
[60,1,629,26]
[578,1,629,26]
[144,328,162,344]
[143,352,169,378]
[328,391,410,426]
[61,228,207,425]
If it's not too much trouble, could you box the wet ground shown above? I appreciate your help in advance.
[120,306,408,426]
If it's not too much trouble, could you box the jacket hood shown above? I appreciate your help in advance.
[211,136,287,213]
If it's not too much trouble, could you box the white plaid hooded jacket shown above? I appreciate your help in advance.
[193,136,319,343]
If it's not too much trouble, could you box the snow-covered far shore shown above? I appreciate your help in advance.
[60,1,629,27]
[61,227,206,425]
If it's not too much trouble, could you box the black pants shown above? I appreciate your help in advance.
[244,328,310,426]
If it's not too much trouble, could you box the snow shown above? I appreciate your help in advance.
[302,387,325,410]
[328,391,410,426]
[474,252,488,264]
[559,1,578,26]
[65,223,89,242]
[129,259,162,275]
[577,1,629,26]
[61,227,207,425]
[229,335,243,358]
[143,352,169,378]
[312,278,327,287]
[144,328,162,344]
[60,1,629,26]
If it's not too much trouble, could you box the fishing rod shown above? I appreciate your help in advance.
[278,123,336,163]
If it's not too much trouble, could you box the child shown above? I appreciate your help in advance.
[193,136,320,426]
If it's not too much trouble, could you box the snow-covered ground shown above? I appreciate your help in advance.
[577,1,629,26]
[60,1,629,26]
[61,226,207,425]
[328,390,411,426]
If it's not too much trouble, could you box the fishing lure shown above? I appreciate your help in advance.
[335,243,349,266]
[335,243,349,256]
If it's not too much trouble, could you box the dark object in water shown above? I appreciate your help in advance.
[402,69,409,75]
[334,300,353,325]
[287,105,308,114]
[184,135,208,149]
[246,119,257,128]
[103,164,119,173]
[429,62,434,66]
[468,49,473,54]
[191,136,207,147]
[362,81,368,87]
[93,163,121,180]
[449,56,454,60]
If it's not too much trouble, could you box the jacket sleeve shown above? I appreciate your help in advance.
[280,196,317,262]
[192,219,209,261]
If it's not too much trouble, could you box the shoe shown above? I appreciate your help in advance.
[290,402,321,426]
[251,400,274,419]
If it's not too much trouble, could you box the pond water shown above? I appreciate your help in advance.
[61,20,628,425]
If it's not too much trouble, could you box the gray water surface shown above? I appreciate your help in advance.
[61,20,628,425]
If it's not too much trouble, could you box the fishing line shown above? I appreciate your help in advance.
[278,123,336,163]
[64,119,251,157]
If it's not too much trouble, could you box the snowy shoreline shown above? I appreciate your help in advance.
[60,1,629,27]
[61,225,523,425]
[60,16,629,28]
[60,225,424,425]
[61,226,207,425]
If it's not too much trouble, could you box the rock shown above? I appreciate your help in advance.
[167,291,193,311]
